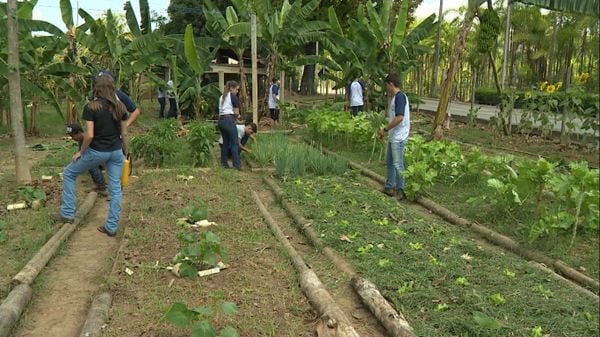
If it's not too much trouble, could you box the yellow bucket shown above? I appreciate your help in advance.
[121,157,130,188]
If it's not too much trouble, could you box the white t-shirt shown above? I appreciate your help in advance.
[218,125,245,145]
[268,84,279,109]
[219,92,238,115]
[350,81,364,107]
[387,92,410,143]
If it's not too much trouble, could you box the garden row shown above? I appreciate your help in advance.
[301,109,600,277]
[268,171,599,337]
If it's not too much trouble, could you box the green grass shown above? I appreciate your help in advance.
[297,130,600,279]
[280,174,599,337]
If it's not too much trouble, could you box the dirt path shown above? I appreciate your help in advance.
[13,197,117,337]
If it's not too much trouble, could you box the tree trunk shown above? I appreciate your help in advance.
[430,0,443,97]
[7,0,32,184]
[488,51,509,135]
[28,99,38,136]
[239,56,249,115]
[432,8,476,140]
[299,43,317,95]
[501,0,511,87]
[548,16,558,81]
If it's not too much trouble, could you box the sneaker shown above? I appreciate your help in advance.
[396,190,407,201]
[97,226,116,237]
[382,187,396,196]
[49,211,74,223]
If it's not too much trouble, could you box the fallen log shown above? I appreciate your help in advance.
[78,292,112,337]
[314,145,600,294]
[527,261,598,303]
[263,178,417,337]
[0,284,32,337]
[12,191,97,287]
[351,276,416,337]
[252,191,360,337]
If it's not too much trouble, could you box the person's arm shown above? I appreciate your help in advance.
[239,140,251,153]
[272,85,279,102]
[126,108,140,128]
[74,121,94,161]
[121,121,129,157]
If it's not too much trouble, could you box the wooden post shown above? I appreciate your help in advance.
[279,71,285,124]
[501,0,512,88]
[251,13,258,125]
[218,71,225,93]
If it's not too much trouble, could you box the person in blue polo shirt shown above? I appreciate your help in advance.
[378,74,410,200]
[347,73,367,117]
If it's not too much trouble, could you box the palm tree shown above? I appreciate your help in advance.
[430,0,443,96]
[6,0,31,183]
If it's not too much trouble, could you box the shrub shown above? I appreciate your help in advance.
[186,121,216,167]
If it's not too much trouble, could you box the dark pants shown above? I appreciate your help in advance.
[350,105,363,117]
[269,108,280,122]
[158,97,165,118]
[168,98,177,118]
[218,117,241,169]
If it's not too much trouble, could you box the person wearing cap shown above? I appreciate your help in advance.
[218,121,258,156]
[66,122,106,193]
[56,75,129,237]
[97,70,140,127]
[268,77,280,123]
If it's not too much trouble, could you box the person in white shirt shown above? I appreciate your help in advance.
[268,77,280,123]
[377,74,410,200]
[218,81,241,169]
[347,74,367,117]
[218,122,258,156]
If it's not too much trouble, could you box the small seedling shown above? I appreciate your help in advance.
[490,293,506,306]
[455,277,470,286]
[166,299,238,337]
[389,228,407,237]
[503,268,516,279]
[357,244,374,255]
[397,281,414,294]
[372,218,389,226]
[429,225,443,236]
[325,209,337,218]
[378,258,392,268]
[347,231,360,239]
[532,284,554,299]
[531,326,543,337]
[435,303,449,311]
[409,242,423,250]
[339,220,350,227]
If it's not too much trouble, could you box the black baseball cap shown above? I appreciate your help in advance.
[98,69,115,80]
[66,122,83,135]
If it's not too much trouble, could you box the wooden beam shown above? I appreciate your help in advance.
[251,13,258,125]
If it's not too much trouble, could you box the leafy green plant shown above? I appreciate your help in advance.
[130,119,180,167]
[357,244,374,255]
[181,204,209,223]
[187,120,215,167]
[472,311,504,330]
[166,300,238,337]
[396,281,414,294]
[490,293,506,306]
[503,269,516,279]
[16,186,46,206]
[408,242,423,251]
[173,231,227,278]
[378,258,392,268]
[532,284,554,299]
[531,326,543,337]
[455,277,470,287]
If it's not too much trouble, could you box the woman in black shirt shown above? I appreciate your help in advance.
[58,75,129,236]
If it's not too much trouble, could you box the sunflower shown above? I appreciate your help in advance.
[539,81,548,91]
[546,84,556,94]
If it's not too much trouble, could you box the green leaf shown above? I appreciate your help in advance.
[191,306,214,317]
[124,1,142,37]
[220,326,239,337]
[221,301,238,315]
[59,0,73,28]
[191,321,217,337]
[165,302,195,328]
[184,24,202,74]
[179,262,198,278]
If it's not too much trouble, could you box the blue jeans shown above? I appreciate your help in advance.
[218,118,240,169]
[89,167,105,188]
[61,148,124,233]
[384,141,406,191]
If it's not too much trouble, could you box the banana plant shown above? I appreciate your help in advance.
[203,0,252,112]
[224,0,332,94]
